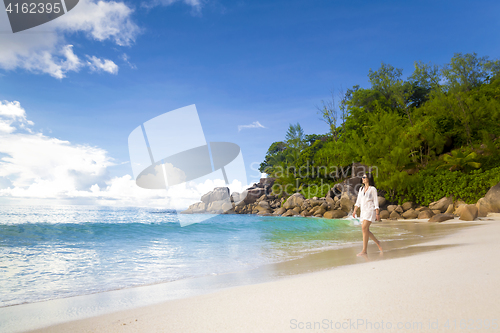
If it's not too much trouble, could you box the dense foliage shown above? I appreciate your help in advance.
[260,53,500,204]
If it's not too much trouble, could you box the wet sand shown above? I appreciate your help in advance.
[3,217,497,332]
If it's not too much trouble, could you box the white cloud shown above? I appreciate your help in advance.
[61,45,82,72]
[0,101,34,134]
[142,0,204,12]
[12,44,84,79]
[0,100,248,209]
[0,126,114,196]
[87,55,119,74]
[121,53,137,69]
[0,0,139,78]
[238,121,266,132]
[0,31,82,79]
[56,0,140,46]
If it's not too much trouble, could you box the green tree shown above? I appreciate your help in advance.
[338,85,355,142]
[392,79,415,125]
[408,61,441,107]
[259,141,287,173]
[409,60,441,92]
[304,134,326,145]
[368,62,403,103]
[442,52,492,91]
[484,59,500,82]
[285,123,306,150]
[282,123,306,174]
[316,90,339,140]
[418,75,500,148]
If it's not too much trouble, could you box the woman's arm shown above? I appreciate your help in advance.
[373,187,379,210]
[353,189,362,218]
[373,187,380,220]
[354,189,361,207]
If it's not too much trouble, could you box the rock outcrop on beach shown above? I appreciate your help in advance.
[428,213,455,223]
[417,209,434,219]
[241,178,276,204]
[389,211,402,220]
[475,182,500,216]
[180,166,500,223]
[273,193,346,219]
[429,196,453,213]
[180,178,350,219]
[402,208,418,219]
[476,198,490,217]
[181,178,277,215]
[233,162,382,219]
[457,204,479,221]
[379,210,390,219]
[201,187,230,204]
[181,186,233,214]
[485,182,500,211]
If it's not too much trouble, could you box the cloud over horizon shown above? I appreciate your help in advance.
[0,100,246,208]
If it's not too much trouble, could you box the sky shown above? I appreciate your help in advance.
[0,0,499,208]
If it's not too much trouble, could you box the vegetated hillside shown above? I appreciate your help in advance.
[260,53,500,204]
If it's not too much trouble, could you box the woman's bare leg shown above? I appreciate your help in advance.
[357,220,371,256]
[368,231,383,252]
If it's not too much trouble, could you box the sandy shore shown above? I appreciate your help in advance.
[23,215,500,333]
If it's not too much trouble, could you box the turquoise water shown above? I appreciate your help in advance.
[0,205,405,307]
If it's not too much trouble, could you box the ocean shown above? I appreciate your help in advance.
[0,205,410,308]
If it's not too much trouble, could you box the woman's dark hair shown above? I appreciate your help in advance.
[363,173,376,187]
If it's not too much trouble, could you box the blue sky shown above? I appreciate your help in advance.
[0,0,499,207]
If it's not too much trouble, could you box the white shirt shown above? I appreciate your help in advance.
[355,186,379,222]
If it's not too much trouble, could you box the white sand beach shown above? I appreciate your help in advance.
[26,215,500,333]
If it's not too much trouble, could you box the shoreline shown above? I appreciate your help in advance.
[0,216,488,333]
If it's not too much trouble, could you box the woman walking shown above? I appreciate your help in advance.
[352,173,383,256]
